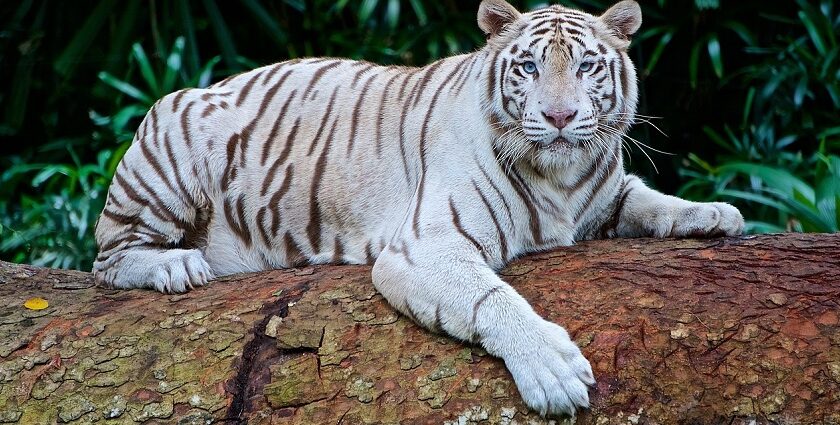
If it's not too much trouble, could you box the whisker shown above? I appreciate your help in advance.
[599,112,669,138]
[600,124,674,156]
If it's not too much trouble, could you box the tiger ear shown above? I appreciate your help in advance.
[600,0,642,40]
[478,0,521,38]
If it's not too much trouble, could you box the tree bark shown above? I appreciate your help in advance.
[0,234,838,424]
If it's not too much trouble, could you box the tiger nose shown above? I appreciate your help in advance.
[542,109,578,129]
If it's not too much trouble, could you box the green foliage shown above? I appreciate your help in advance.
[93,37,221,145]
[681,151,840,233]
[678,0,840,233]
[633,0,757,86]
[1,147,113,269]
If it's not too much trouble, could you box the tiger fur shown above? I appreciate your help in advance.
[93,0,744,416]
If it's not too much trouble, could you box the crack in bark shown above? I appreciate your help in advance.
[223,281,310,423]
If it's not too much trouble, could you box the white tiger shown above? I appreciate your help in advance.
[93,0,744,416]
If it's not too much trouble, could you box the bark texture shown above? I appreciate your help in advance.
[0,234,838,424]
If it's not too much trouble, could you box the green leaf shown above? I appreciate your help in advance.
[702,126,734,153]
[761,72,787,100]
[96,150,112,172]
[826,83,840,108]
[798,10,827,54]
[793,75,808,107]
[108,143,132,175]
[818,126,840,139]
[385,0,400,30]
[408,0,428,26]
[191,56,222,89]
[744,220,786,234]
[32,165,73,187]
[283,0,306,12]
[689,40,702,89]
[707,35,724,78]
[791,188,816,209]
[819,47,839,79]
[644,29,674,76]
[726,163,815,202]
[444,33,460,55]
[722,20,757,46]
[717,189,791,214]
[686,152,716,173]
[235,56,261,70]
[3,163,49,181]
[98,72,155,105]
[162,37,186,94]
[694,0,719,10]
[836,195,840,231]
[635,25,668,44]
[797,0,836,48]
[358,0,379,26]
[111,105,149,132]
[132,43,160,95]
[741,87,756,130]
[333,0,351,12]
[784,189,833,232]
[816,163,840,204]
[776,135,796,150]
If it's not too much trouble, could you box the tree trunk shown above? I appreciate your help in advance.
[0,234,838,424]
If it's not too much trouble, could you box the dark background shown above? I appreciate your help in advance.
[1,0,838,269]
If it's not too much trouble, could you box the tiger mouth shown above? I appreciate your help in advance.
[538,136,576,151]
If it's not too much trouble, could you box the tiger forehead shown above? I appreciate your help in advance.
[524,6,595,35]
[510,8,602,63]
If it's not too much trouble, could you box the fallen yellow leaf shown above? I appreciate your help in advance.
[23,297,49,310]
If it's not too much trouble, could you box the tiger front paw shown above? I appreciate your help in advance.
[670,202,744,238]
[638,201,744,238]
[496,319,595,417]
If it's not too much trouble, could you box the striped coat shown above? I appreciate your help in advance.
[93,0,743,416]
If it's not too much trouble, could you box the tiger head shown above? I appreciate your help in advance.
[479,0,641,170]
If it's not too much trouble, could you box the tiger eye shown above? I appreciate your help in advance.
[579,61,595,73]
[522,61,537,74]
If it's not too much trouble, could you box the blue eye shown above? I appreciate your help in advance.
[579,61,594,73]
[522,61,537,74]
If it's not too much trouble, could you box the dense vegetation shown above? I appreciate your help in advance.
[1,0,838,270]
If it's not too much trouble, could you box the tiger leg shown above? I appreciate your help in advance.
[93,100,214,293]
[607,174,744,238]
[372,237,595,416]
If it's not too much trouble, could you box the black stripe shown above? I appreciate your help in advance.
[301,61,343,101]
[261,89,299,166]
[448,197,486,260]
[306,119,339,252]
[375,73,401,157]
[473,180,509,261]
[347,73,377,156]
[262,117,300,197]
[269,165,295,236]
[307,87,341,156]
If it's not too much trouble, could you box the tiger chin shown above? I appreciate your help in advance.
[93,0,743,417]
